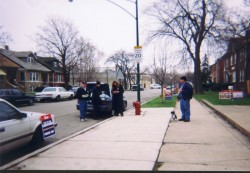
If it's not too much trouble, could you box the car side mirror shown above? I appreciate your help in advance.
[18,112,27,119]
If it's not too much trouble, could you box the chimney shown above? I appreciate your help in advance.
[5,45,9,50]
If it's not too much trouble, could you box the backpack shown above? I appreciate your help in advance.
[186,81,194,99]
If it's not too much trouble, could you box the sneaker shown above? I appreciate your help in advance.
[80,119,85,122]
[178,118,185,121]
[184,120,190,122]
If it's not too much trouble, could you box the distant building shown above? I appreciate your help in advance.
[36,56,64,87]
[210,27,250,95]
[0,48,51,92]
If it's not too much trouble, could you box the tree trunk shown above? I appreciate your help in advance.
[161,83,164,103]
[194,56,203,94]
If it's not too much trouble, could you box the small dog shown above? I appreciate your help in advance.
[170,110,178,121]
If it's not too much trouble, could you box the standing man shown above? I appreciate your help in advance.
[76,81,89,122]
[92,81,102,119]
[177,76,193,122]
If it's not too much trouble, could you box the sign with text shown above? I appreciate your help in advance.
[134,46,142,63]
[232,91,244,98]
[219,92,232,99]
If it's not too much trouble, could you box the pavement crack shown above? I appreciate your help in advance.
[163,142,210,145]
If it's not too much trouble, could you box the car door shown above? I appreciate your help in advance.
[0,101,31,152]
[11,89,28,105]
[58,87,65,99]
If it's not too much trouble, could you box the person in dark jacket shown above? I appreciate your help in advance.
[177,76,193,122]
[111,81,124,116]
[92,81,102,119]
[76,81,89,122]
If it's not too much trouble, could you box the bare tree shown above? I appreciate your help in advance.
[150,54,169,103]
[106,50,136,90]
[35,16,81,87]
[244,0,250,6]
[0,26,12,47]
[147,0,248,94]
[79,41,101,82]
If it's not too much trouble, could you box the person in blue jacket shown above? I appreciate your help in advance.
[76,81,89,122]
[177,76,193,122]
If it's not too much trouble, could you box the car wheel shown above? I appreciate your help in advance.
[123,102,127,111]
[55,95,60,102]
[31,125,44,146]
[28,98,34,106]
[69,94,73,100]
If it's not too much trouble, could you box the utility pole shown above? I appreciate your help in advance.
[135,0,140,102]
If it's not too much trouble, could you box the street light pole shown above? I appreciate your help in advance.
[135,0,140,102]
[69,0,141,101]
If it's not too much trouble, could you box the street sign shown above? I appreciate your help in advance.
[134,46,142,63]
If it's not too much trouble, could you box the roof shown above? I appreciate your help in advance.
[0,69,6,75]
[0,49,50,72]
[36,56,63,73]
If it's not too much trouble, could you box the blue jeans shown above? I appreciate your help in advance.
[180,99,190,120]
[79,100,87,119]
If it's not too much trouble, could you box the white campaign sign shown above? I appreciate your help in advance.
[134,46,142,63]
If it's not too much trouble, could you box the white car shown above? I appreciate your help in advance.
[150,84,161,89]
[35,87,74,102]
[0,99,57,154]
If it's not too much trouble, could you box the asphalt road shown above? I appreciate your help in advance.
[0,88,161,166]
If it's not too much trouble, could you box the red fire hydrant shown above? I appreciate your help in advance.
[133,101,141,115]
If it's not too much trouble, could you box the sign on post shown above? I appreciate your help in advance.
[134,46,142,63]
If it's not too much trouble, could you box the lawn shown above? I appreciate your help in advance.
[194,92,250,105]
[142,96,177,108]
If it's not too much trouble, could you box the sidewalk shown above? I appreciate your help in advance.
[157,99,250,171]
[5,108,172,170]
[202,100,250,138]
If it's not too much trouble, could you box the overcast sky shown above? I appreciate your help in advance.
[0,0,247,69]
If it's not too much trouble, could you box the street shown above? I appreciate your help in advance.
[0,88,161,166]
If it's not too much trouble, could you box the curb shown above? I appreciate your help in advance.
[0,116,116,170]
[1,95,160,170]
[201,99,250,138]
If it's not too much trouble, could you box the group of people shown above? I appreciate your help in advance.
[76,76,193,123]
[76,81,124,122]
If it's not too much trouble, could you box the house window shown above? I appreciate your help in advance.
[240,70,245,82]
[29,85,35,92]
[27,57,35,64]
[225,59,229,69]
[230,53,236,66]
[57,74,62,82]
[232,71,236,83]
[240,49,245,62]
[53,62,58,68]
[20,72,25,81]
[29,72,39,81]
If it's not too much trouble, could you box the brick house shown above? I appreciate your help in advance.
[0,48,51,92]
[36,56,64,87]
[210,56,225,83]
[210,27,250,95]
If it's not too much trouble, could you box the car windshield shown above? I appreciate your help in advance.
[43,88,56,92]
[87,83,96,91]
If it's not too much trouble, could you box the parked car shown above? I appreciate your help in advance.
[35,87,74,102]
[131,84,144,91]
[0,89,35,106]
[77,82,127,115]
[0,98,57,154]
[150,84,161,89]
[70,86,80,98]
[34,86,46,93]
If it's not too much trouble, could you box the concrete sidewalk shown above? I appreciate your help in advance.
[202,100,250,138]
[157,99,250,171]
[6,108,172,170]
